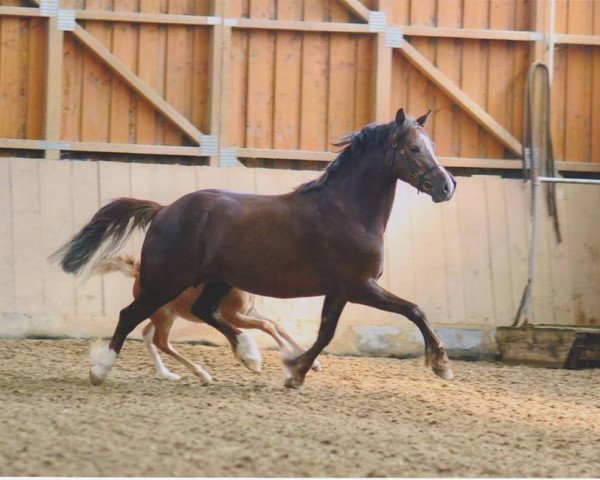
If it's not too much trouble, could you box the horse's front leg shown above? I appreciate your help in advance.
[350,279,453,380]
[283,294,346,388]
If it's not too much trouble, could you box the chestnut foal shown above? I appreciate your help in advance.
[96,254,320,383]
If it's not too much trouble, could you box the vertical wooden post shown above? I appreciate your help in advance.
[532,0,555,77]
[45,16,64,160]
[372,0,392,122]
[208,0,224,166]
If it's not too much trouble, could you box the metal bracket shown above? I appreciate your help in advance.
[219,148,241,167]
[39,0,58,17]
[368,11,387,33]
[199,135,219,157]
[57,10,76,31]
[385,27,403,47]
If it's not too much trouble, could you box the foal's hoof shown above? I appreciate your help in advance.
[432,365,454,380]
[235,332,262,373]
[193,369,212,384]
[311,359,323,372]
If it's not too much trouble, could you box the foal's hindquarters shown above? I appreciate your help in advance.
[92,255,319,385]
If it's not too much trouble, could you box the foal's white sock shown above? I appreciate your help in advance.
[89,341,117,384]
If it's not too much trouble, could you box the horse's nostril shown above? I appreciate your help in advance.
[443,183,449,194]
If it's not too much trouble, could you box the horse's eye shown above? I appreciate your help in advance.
[410,146,420,153]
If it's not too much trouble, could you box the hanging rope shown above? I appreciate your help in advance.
[522,61,562,243]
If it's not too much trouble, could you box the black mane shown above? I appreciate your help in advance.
[295,118,415,193]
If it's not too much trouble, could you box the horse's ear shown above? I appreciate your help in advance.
[416,110,431,126]
[395,108,406,126]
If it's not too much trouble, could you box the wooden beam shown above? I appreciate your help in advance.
[75,10,216,25]
[554,33,600,46]
[0,6,40,17]
[337,0,370,22]
[232,18,370,33]
[372,0,392,122]
[401,25,538,41]
[70,24,203,144]
[45,17,63,160]
[396,38,522,156]
[237,148,336,161]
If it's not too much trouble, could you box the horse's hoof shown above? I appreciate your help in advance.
[89,367,106,386]
[311,359,322,372]
[433,365,454,380]
[284,376,304,389]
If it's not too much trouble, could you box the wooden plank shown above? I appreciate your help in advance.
[328,2,357,141]
[39,160,76,313]
[164,0,189,147]
[273,0,302,151]
[0,6,39,17]
[72,23,204,143]
[191,4,212,141]
[457,1,488,159]
[354,33,373,126]
[109,0,138,144]
[0,15,21,139]
[26,16,45,140]
[75,10,215,25]
[0,160,14,312]
[80,0,112,144]
[399,25,538,41]
[592,2,600,163]
[372,0,391,122]
[502,180,529,318]
[246,1,275,149]
[438,182,466,325]
[564,1,594,163]
[208,0,224,166]
[456,177,495,325]
[398,39,522,156]
[98,161,132,317]
[432,0,461,157]
[227,1,249,148]
[71,161,103,315]
[65,141,199,156]
[11,159,44,314]
[135,0,165,145]
[484,176,514,326]
[62,35,84,141]
[300,1,329,150]
[551,0,568,161]
[555,34,600,46]
[486,0,514,158]
[45,17,64,159]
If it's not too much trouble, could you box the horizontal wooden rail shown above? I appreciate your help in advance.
[231,18,370,33]
[75,10,216,26]
[0,6,39,17]
[401,26,541,41]
[554,34,600,46]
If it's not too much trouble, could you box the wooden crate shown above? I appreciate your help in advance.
[496,324,600,369]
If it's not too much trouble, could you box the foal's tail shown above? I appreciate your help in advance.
[50,198,162,276]
[93,253,140,278]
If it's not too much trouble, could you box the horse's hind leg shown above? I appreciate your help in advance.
[190,281,262,373]
[150,311,212,383]
[90,292,170,386]
[141,321,181,381]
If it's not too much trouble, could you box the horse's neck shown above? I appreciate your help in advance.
[325,150,397,233]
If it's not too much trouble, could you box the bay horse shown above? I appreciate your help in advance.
[52,108,456,388]
[95,254,321,383]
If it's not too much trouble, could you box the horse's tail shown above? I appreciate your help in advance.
[50,198,162,276]
[93,253,140,278]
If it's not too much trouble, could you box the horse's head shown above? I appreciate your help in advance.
[390,108,456,203]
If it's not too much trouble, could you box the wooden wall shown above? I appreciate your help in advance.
[1,158,599,353]
[0,1,599,168]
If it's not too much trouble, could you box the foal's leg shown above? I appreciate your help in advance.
[190,281,262,373]
[283,294,346,388]
[351,279,453,380]
[141,321,181,381]
[248,309,322,372]
[150,311,212,383]
[90,291,168,385]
